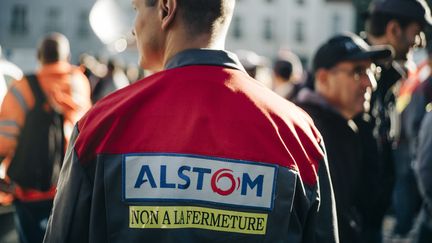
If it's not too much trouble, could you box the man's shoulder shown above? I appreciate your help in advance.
[74,72,167,156]
[281,98,322,137]
[70,65,90,81]
[74,67,324,176]
[77,78,145,129]
[75,67,248,141]
[296,100,322,113]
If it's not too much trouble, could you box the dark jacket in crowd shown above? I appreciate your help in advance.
[414,109,432,213]
[356,60,404,224]
[403,77,432,159]
[296,88,363,243]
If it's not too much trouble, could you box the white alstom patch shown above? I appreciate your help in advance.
[123,154,277,210]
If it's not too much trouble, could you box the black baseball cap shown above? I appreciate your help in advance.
[312,33,393,72]
[368,0,432,26]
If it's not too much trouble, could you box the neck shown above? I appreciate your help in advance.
[162,30,225,69]
[339,110,353,120]
[366,34,388,46]
[316,88,352,120]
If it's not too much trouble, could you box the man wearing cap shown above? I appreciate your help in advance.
[296,32,392,243]
[362,0,432,239]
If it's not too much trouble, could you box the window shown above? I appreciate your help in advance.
[45,7,61,32]
[9,4,28,35]
[332,13,341,34]
[232,16,242,39]
[263,18,273,41]
[294,20,305,43]
[77,10,90,37]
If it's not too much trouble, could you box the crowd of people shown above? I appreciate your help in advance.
[0,0,432,242]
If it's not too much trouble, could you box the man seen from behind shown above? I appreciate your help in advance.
[44,0,338,242]
[0,33,91,243]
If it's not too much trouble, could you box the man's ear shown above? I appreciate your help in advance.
[315,68,329,91]
[386,20,402,41]
[160,0,177,30]
[316,69,328,84]
[37,48,42,63]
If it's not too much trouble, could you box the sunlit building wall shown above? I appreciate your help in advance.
[0,0,354,71]
[0,0,102,71]
[226,0,355,67]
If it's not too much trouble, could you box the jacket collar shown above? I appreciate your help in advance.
[296,88,344,117]
[165,49,246,73]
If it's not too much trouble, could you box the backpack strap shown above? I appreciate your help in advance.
[26,74,47,106]
[10,87,29,113]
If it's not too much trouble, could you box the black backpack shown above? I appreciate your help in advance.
[7,74,65,191]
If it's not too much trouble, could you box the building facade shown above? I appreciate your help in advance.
[226,0,355,67]
[0,0,103,71]
[0,0,354,72]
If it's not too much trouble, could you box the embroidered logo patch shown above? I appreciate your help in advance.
[123,154,277,210]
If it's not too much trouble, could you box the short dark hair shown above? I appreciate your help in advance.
[37,33,70,64]
[145,0,157,6]
[274,60,293,80]
[366,13,421,37]
[177,0,232,35]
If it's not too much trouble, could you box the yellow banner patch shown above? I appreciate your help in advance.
[129,206,267,235]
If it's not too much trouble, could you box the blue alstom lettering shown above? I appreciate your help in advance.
[241,174,264,197]
[134,165,157,188]
[192,167,211,190]
[160,165,176,188]
[177,166,191,189]
[134,164,264,197]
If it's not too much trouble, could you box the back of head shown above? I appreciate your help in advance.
[366,0,432,37]
[176,0,235,36]
[235,49,264,78]
[37,32,70,64]
[273,60,293,81]
[274,51,303,82]
[366,12,417,38]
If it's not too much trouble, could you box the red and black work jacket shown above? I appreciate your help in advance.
[44,49,339,243]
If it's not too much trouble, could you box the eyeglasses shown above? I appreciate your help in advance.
[331,64,381,83]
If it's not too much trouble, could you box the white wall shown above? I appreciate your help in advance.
[0,0,354,69]
[226,0,355,66]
